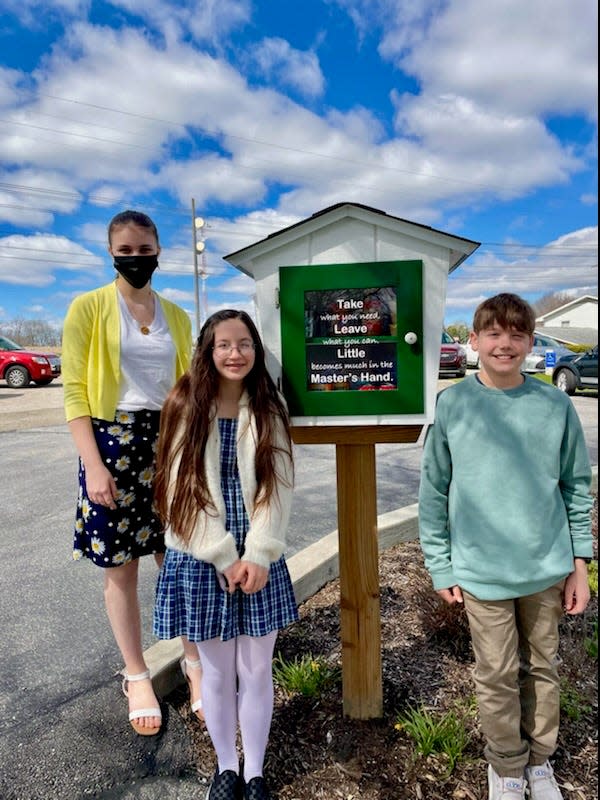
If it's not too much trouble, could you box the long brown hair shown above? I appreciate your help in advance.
[153,309,293,544]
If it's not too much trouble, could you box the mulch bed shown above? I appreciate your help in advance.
[166,497,598,799]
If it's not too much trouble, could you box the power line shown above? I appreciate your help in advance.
[0,117,157,151]
[1,187,597,255]
[11,90,546,194]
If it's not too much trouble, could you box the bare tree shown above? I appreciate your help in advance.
[532,291,578,317]
[446,322,470,343]
[0,318,61,347]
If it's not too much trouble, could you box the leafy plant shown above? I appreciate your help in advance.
[587,560,598,597]
[395,704,471,773]
[560,679,591,721]
[584,618,598,659]
[273,652,341,698]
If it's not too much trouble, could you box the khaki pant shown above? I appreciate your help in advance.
[462,583,564,778]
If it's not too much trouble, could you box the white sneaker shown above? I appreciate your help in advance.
[525,761,564,800]
[488,764,527,799]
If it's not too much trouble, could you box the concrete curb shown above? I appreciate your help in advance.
[148,466,598,698]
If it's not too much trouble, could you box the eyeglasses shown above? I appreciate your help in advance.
[213,342,256,356]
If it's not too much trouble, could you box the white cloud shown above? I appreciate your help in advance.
[250,37,325,98]
[159,287,195,303]
[159,154,268,207]
[182,0,252,45]
[0,6,593,237]
[445,225,598,321]
[77,221,109,249]
[333,0,597,120]
[215,272,255,296]
[399,0,598,121]
[390,92,582,197]
[0,233,103,286]
[205,296,255,320]
[1,0,596,329]
[0,169,83,228]
[0,0,90,27]
[0,65,24,109]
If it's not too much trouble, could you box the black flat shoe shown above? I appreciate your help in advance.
[206,769,243,800]
[244,776,271,800]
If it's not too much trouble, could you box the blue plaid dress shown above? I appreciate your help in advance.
[153,418,298,642]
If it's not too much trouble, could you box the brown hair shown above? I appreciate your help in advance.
[153,309,293,545]
[472,293,536,335]
[107,210,160,246]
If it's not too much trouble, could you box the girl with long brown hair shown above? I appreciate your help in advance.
[153,309,298,800]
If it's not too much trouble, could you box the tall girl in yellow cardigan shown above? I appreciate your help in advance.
[62,210,201,737]
[153,310,298,800]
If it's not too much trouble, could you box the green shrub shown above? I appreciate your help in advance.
[587,560,598,596]
[395,704,471,773]
[584,619,598,659]
[273,652,341,698]
[396,705,471,773]
[560,679,591,721]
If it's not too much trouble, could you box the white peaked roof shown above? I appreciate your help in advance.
[536,295,598,324]
[224,202,480,275]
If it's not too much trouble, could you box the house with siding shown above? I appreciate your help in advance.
[535,295,597,347]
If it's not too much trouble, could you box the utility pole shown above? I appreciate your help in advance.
[191,198,206,337]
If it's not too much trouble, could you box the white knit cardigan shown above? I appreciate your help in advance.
[163,391,293,572]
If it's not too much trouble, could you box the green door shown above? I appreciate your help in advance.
[279,260,423,417]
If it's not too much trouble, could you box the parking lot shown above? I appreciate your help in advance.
[0,373,596,800]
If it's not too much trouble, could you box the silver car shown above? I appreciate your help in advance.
[463,333,573,372]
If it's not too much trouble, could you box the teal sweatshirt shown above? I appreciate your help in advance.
[418,374,593,600]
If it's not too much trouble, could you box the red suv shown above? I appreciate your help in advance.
[0,335,61,388]
[439,330,467,378]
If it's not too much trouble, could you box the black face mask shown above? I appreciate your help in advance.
[113,254,158,289]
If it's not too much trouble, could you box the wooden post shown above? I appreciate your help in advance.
[336,442,381,717]
[291,424,422,718]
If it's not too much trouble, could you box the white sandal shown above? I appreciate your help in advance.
[180,657,204,720]
[121,670,162,736]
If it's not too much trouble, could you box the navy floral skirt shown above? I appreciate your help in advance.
[72,409,166,567]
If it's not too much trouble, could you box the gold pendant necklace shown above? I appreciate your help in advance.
[121,291,154,335]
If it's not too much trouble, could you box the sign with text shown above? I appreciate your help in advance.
[305,287,397,391]
[279,261,424,419]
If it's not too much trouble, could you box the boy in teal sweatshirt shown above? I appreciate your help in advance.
[418,293,593,800]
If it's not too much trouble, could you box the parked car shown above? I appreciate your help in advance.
[552,346,598,395]
[439,330,466,378]
[0,335,61,388]
[529,333,574,371]
[462,332,573,372]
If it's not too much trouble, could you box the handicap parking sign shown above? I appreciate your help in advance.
[545,350,556,368]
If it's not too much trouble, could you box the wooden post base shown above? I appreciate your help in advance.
[336,442,382,718]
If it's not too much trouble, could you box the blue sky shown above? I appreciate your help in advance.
[0,0,597,336]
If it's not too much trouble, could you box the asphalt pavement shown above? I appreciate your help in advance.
[0,380,597,799]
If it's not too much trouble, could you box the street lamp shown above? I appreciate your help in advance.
[191,198,207,337]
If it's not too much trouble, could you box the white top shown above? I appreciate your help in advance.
[164,392,294,571]
[117,291,176,411]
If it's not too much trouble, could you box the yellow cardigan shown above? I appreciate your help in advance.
[62,282,192,421]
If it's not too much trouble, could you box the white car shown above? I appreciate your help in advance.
[463,333,573,372]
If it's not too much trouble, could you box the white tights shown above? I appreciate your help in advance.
[196,630,278,782]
